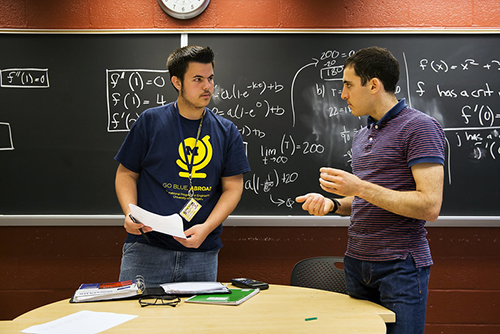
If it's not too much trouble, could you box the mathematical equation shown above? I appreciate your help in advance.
[452,129,500,160]
[213,49,361,210]
[0,68,49,88]
[419,58,500,73]
[415,57,500,162]
[244,169,299,209]
[211,81,287,125]
[415,57,500,102]
[106,69,169,132]
[103,52,500,210]
[459,104,500,128]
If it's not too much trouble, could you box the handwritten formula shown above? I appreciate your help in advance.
[2,33,500,216]
[106,69,169,132]
[104,46,499,213]
[412,56,500,185]
[1,68,49,88]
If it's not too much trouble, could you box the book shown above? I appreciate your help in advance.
[160,281,231,295]
[185,288,260,305]
[70,277,144,303]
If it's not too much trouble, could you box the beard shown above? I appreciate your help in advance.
[179,86,211,110]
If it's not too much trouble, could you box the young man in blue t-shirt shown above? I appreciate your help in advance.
[296,47,445,334]
[115,46,250,286]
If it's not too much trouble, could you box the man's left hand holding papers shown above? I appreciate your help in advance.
[128,204,187,239]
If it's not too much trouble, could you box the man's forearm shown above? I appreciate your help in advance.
[115,164,139,216]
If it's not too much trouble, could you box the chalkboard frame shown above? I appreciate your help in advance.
[1,215,499,227]
[1,29,499,227]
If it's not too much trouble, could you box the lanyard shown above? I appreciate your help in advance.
[175,103,205,198]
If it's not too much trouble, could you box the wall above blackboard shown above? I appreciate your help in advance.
[1,31,499,219]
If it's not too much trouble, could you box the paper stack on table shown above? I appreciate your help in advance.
[160,282,230,295]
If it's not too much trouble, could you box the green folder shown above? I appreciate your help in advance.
[185,288,260,306]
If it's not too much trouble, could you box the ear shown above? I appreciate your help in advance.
[171,76,182,91]
[369,77,382,94]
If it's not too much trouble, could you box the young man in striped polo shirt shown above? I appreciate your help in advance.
[296,46,446,334]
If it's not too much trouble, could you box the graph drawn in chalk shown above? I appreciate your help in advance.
[0,122,14,150]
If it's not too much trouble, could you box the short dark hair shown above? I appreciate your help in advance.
[167,45,215,89]
[344,46,399,93]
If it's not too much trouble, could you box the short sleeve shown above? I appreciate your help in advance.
[406,115,446,167]
[114,113,149,173]
[222,123,251,177]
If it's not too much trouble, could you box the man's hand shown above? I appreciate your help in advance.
[296,193,334,216]
[319,167,362,197]
[174,223,211,249]
[124,214,152,235]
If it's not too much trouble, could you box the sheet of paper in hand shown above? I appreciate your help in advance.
[129,204,187,239]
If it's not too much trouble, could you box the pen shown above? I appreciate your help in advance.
[129,213,150,243]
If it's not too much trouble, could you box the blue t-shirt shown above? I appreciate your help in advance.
[347,99,445,267]
[115,102,250,252]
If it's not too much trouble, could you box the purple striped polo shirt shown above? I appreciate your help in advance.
[346,99,445,268]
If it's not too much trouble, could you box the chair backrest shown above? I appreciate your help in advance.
[290,256,347,294]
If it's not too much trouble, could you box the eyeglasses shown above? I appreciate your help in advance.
[139,296,181,307]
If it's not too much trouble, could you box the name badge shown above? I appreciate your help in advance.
[180,198,202,222]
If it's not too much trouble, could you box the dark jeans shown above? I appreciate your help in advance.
[344,255,430,334]
[119,242,219,287]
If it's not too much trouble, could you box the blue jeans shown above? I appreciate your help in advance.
[119,242,219,287]
[344,255,430,334]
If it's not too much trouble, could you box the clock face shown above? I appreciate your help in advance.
[158,0,210,20]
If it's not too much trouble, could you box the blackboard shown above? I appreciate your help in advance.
[0,33,179,214]
[1,32,499,217]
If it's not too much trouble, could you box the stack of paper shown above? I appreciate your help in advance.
[160,282,230,295]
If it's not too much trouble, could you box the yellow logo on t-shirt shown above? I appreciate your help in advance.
[177,135,212,179]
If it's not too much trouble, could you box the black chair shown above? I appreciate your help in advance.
[290,256,347,294]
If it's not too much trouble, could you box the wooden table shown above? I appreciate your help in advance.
[1,284,394,333]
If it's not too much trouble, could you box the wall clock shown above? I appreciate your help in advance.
[158,0,210,20]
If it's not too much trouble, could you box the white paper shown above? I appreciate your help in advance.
[22,310,137,334]
[129,204,187,239]
[161,281,228,294]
